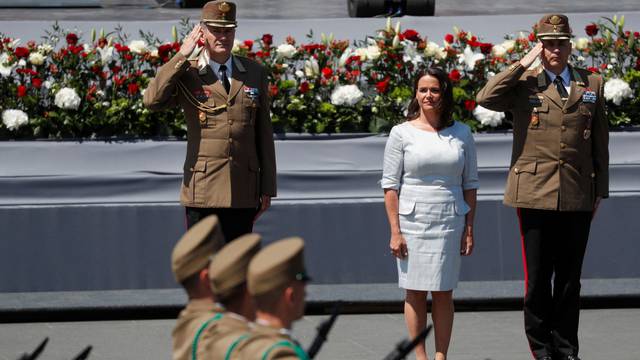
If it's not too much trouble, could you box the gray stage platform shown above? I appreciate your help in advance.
[1,132,639,294]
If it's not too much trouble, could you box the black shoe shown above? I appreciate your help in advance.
[564,356,581,360]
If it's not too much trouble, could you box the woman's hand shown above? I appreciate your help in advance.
[179,24,203,57]
[460,225,474,256]
[390,232,408,259]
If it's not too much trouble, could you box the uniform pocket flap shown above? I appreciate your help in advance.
[454,200,471,216]
[513,158,537,174]
[190,158,207,173]
[398,198,415,215]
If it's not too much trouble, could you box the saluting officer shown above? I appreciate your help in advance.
[171,215,225,360]
[476,14,609,360]
[231,237,311,360]
[144,1,277,241]
[193,233,262,360]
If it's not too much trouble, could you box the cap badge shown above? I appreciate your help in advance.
[550,15,562,25]
[219,1,230,20]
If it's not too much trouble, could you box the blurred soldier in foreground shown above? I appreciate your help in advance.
[171,215,225,360]
[232,237,311,360]
[194,233,262,359]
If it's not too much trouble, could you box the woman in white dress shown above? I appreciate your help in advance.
[382,67,479,360]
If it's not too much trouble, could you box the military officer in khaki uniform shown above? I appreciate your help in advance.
[194,233,262,360]
[171,215,226,360]
[231,237,311,360]
[144,0,277,241]
[476,14,609,360]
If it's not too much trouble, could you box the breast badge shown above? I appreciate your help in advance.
[582,89,597,104]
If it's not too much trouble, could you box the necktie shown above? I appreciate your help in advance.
[218,64,231,93]
[554,76,569,102]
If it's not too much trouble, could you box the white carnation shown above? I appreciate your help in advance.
[473,105,505,127]
[28,52,45,66]
[295,70,304,78]
[330,84,363,106]
[276,43,297,59]
[604,78,633,105]
[0,53,15,77]
[354,47,368,61]
[574,38,589,51]
[128,40,147,54]
[54,87,81,110]
[492,44,507,58]
[424,41,446,60]
[2,109,29,130]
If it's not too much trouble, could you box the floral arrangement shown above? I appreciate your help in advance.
[1,16,639,139]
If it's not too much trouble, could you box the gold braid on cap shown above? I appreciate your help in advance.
[177,81,227,113]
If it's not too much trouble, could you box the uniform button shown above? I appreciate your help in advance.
[514,167,519,173]
[559,160,565,166]
[560,142,566,149]
[561,125,566,131]
[228,120,233,125]
[229,156,233,160]
[228,138,233,143]
[189,167,194,171]
[591,172,596,178]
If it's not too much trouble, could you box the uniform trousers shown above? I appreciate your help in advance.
[517,208,592,359]
[186,207,256,243]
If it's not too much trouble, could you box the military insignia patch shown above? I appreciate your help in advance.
[528,95,542,107]
[582,90,597,103]
[193,88,210,102]
[243,86,259,101]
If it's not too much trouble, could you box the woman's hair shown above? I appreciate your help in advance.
[406,67,454,129]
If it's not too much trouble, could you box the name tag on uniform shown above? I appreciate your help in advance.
[582,90,597,104]
[243,86,259,101]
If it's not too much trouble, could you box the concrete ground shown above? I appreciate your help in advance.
[1,309,639,360]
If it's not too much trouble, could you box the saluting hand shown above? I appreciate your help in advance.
[390,232,408,259]
[460,225,474,256]
[179,24,203,57]
[519,42,544,69]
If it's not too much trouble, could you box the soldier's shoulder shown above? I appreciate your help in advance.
[235,55,267,72]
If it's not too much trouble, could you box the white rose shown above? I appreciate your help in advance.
[28,52,45,66]
[365,45,381,60]
[128,40,147,54]
[424,41,443,58]
[43,80,52,89]
[491,44,507,58]
[2,109,29,131]
[232,39,241,54]
[604,78,633,105]
[501,39,516,51]
[473,105,505,127]
[354,47,368,61]
[54,87,81,110]
[276,43,297,59]
[83,43,93,52]
[575,38,589,51]
[330,84,363,106]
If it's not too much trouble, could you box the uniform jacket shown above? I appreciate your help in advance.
[232,323,307,360]
[172,299,224,360]
[476,63,609,211]
[144,52,277,208]
[198,312,250,360]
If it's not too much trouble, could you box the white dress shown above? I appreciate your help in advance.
[381,121,479,291]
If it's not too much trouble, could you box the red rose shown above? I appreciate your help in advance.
[115,44,130,53]
[599,63,607,70]
[158,44,173,57]
[635,32,640,38]
[375,77,391,94]
[32,78,42,88]
[444,34,454,43]
[97,37,108,48]
[172,42,181,51]
[468,39,481,48]
[123,53,133,61]
[479,42,493,54]
[587,66,599,73]
[14,46,29,58]
[299,81,310,94]
[585,23,599,37]
[321,67,333,79]
[66,33,79,46]
[464,99,476,111]
[255,50,270,58]
[17,84,27,97]
[261,34,273,46]
[401,29,420,42]
[528,32,536,42]
[69,45,83,55]
[127,83,139,95]
[111,65,122,74]
[448,69,461,82]
[197,38,205,47]
[244,39,254,49]
[269,84,278,97]
[457,31,467,40]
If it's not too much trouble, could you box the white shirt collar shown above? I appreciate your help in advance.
[544,66,571,87]
[209,56,233,78]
